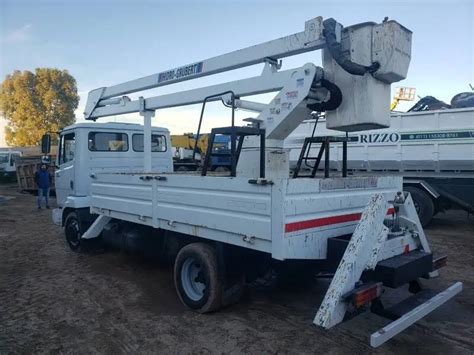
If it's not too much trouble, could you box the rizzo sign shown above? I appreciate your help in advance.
[347,130,473,144]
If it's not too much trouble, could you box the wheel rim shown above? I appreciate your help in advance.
[66,218,81,248]
[181,257,206,301]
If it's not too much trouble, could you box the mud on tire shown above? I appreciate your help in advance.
[174,242,223,313]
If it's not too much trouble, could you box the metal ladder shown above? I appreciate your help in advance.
[293,136,348,178]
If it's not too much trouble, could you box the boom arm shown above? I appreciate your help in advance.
[83,16,411,172]
[84,17,326,119]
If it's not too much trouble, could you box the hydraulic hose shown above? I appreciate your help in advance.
[323,18,380,76]
[307,79,342,112]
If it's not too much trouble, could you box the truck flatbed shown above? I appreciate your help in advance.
[89,172,401,259]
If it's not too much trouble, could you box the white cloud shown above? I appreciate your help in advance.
[2,24,33,44]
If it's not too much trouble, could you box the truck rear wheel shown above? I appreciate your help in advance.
[405,186,435,227]
[174,243,222,313]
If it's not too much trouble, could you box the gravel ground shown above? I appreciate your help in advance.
[0,183,473,354]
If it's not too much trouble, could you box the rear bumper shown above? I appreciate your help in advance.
[370,281,463,347]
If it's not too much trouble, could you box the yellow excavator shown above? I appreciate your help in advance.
[390,86,416,110]
[171,133,231,172]
[171,133,209,156]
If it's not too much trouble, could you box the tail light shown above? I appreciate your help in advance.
[344,282,383,308]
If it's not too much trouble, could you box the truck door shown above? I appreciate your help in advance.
[56,132,76,206]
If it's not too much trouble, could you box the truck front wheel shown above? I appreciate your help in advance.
[174,243,222,313]
[64,211,84,252]
[64,211,101,253]
[405,186,435,227]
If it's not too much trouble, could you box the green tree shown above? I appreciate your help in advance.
[0,68,79,146]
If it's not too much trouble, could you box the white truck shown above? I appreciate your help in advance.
[48,17,461,347]
[0,150,22,181]
[286,107,474,226]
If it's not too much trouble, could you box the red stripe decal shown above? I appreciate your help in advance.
[285,207,395,233]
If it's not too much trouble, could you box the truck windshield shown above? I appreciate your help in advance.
[88,132,128,151]
[0,153,9,164]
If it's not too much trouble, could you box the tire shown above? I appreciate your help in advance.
[405,186,435,227]
[174,243,222,313]
[176,166,189,172]
[64,211,102,253]
[64,211,84,252]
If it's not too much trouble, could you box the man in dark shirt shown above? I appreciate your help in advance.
[35,164,51,209]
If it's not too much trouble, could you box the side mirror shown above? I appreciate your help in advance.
[41,134,51,154]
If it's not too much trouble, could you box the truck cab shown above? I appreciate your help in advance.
[0,150,22,181]
[53,122,172,227]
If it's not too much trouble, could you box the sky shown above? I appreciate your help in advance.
[1,0,473,139]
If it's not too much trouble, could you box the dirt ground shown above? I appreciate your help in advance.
[0,183,473,354]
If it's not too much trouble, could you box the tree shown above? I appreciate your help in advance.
[0,68,79,146]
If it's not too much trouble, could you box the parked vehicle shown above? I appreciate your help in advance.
[16,158,55,192]
[0,150,22,182]
[286,107,474,226]
[48,16,461,347]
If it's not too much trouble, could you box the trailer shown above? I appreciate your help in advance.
[286,108,474,226]
[15,156,56,192]
[48,16,461,347]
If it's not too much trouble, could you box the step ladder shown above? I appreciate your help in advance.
[293,136,348,178]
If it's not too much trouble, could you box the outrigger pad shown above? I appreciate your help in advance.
[374,250,432,288]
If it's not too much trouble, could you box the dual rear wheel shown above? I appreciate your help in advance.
[174,243,222,312]
[174,242,243,313]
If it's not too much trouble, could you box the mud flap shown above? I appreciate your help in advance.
[81,215,111,239]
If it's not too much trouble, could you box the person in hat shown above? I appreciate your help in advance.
[35,164,51,209]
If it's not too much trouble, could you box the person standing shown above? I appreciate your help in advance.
[35,164,51,209]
